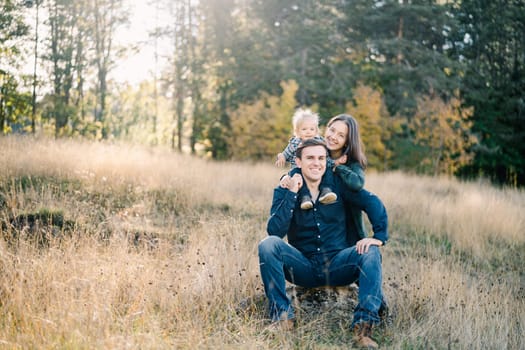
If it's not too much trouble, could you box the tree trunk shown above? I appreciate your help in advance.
[0,86,5,134]
[30,0,40,134]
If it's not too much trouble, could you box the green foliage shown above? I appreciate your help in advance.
[0,0,29,59]
[0,73,32,134]
[0,1,31,134]
[107,82,172,146]
[204,82,234,160]
[243,1,355,114]
[388,135,429,172]
[338,0,464,117]
[453,0,525,186]
[8,208,66,229]
[2,0,522,185]
[1,208,75,247]
[41,95,78,136]
[1,175,81,193]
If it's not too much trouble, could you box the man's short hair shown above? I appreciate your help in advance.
[296,138,328,159]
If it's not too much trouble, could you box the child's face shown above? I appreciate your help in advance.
[296,119,318,140]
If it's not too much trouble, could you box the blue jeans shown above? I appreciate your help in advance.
[258,235,383,325]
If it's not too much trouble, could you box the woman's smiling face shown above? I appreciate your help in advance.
[324,120,348,156]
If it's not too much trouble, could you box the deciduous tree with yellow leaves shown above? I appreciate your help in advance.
[410,95,477,176]
[227,80,300,161]
[346,84,393,171]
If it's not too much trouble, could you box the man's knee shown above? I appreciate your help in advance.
[258,235,282,257]
[361,245,381,263]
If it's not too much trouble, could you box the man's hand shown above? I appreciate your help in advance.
[279,174,303,193]
[355,237,383,254]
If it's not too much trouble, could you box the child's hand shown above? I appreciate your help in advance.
[275,153,286,167]
[291,174,303,189]
[280,174,302,193]
[279,175,290,188]
[279,174,303,192]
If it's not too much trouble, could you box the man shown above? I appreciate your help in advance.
[258,138,388,349]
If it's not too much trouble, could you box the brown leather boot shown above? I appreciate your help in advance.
[353,322,378,349]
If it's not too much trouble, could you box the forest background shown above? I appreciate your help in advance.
[1,0,524,187]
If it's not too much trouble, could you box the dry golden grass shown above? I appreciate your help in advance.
[0,136,523,349]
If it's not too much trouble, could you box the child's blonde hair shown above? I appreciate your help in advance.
[292,108,320,136]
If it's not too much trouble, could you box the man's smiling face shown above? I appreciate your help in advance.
[296,145,327,183]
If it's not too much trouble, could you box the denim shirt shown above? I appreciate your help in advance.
[267,171,388,259]
[288,162,370,247]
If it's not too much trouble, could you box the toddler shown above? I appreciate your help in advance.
[275,108,337,209]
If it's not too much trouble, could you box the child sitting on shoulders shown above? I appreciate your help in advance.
[275,108,337,209]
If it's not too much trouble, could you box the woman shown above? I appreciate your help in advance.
[325,114,368,246]
[322,113,389,321]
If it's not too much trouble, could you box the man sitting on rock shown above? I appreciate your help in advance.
[258,138,388,349]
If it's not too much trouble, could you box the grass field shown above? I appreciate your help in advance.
[1,136,523,349]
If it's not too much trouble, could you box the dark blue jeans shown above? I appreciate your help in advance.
[258,235,383,326]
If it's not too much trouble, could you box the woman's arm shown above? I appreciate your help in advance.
[339,185,388,245]
[334,161,365,191]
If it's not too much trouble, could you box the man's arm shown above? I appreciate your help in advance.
[267,176,301,237]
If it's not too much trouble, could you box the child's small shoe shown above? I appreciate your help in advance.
[300,195,314,210]
[319,187,337,204]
